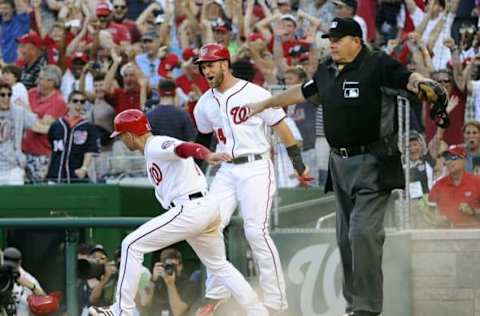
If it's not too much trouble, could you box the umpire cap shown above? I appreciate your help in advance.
[321,17,363,39]
[110,109,151,138]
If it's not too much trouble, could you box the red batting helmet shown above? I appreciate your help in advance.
[110,109,151,138]
[194,43,230,64]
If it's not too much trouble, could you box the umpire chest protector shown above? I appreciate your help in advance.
[311,46,411,148]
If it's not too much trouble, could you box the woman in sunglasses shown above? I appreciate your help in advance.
[0,83,51,185]
[46,90,100,184]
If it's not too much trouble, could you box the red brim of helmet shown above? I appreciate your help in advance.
[110,131,121,138]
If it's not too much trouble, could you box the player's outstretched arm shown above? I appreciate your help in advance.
[175,142,232,165]
[245,84,306,117]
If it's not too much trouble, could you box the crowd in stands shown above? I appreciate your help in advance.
[0,0,480,226]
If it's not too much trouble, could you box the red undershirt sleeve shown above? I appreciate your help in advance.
[174,142,211,161]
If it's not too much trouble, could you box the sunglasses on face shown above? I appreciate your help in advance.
[114,5,126,10]
[444,154,462,161]
[142,39,154,43]
[437,79,450,84]
[72,99,86,104]
[0,92,12,98]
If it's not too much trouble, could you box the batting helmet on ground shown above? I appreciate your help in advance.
[194,43,230,64]
[110,109,151,138]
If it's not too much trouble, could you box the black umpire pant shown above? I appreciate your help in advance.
[330,151,390,316]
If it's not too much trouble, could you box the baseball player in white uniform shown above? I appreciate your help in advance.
[193,44,313,316]
[89,109,269,316]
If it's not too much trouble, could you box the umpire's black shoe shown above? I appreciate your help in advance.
[89,306,115,316]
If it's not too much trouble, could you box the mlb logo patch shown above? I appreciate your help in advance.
[331,21,338,29]
[73,130,88,145]
[161,140,175,149]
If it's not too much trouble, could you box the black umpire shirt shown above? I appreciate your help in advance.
[301,45,412,148]
[47,118,100,183]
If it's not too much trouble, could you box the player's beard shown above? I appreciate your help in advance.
[212,72,224,89]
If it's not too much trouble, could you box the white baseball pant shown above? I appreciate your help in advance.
[205,158,288,311]
[111,195,267,316]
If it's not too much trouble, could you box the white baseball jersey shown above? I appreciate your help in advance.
[194,80,286,158]
[144,135,207,209]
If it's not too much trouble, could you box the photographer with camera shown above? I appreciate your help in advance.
[2,247,45,316]
[88,245,118,308]
[145,248,199,316]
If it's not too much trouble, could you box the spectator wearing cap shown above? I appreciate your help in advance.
[88,73,115,151]
[275,0,293,15]
[158,52,181,80]
[175,48,209,119]
[23,65,67,183]
[95,2,131,46]
[333,0,368,42]
[1,65,30,109]
[111,0,141,43]
[147,80,196,141]
[61,52,95,102]
[0,0,30,63]
[408,131,437,199]
[135,30,162,96]
[3,247,46,316]
[17,32,48,90]
[404,0,460,70]
[207,17,241,57]
[428,145,480,228]
[46,90,100,184]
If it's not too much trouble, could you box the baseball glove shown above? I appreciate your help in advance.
[417,80,449,128]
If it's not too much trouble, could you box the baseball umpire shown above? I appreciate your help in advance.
[246,18,448,316]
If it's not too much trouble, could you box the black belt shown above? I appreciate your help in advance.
[331,146,369,158]
[169,191,205,208]
[227,154,263,164]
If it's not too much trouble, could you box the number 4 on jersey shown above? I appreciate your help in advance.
[215,128,227,144]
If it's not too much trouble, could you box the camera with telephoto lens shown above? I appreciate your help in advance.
[77,258,105,280]
[164,263,176,276]
[0,261,20,316]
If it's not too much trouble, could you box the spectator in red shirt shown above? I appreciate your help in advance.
[111,0,141,44]
[95,2,131,46]
[428,146,480,228]
[176,48,209,120]
[22,65,67,183]
[104,51,149,115]
[17,32,48,90]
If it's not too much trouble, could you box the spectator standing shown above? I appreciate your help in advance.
[111,0,142,44]
[462,121,480,173]
[175,48,209,114]
[147,80,196,141]
[408,131,437,199]
[285,66,321,186]
[95,2,131,46]
[17,32,48,90]
[88,73,115,150]
[145,248,200,316]
[23,65,67,183]
[46,90,100,184]
[428,145,480,227]
[1,65,30,109]
[61,52,95,103]
[0,83,50,185]
[135,31,162,97]
[89,245,118,308]
[0,0,30,64]
[333,0,368,42]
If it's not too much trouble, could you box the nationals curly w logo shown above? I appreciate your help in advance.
[149,163,163,186]
[287,244,345,316]
[230,106,250,124]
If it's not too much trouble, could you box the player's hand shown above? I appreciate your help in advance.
[245,101,268,118]
[103,262,118,280]
[151,262,164,282]
[296,167,315,189]
[206,152,232,165]
[74,168,88,179]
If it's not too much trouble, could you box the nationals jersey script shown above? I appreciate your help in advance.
[144,135,207,209]
[194,80,286,158]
